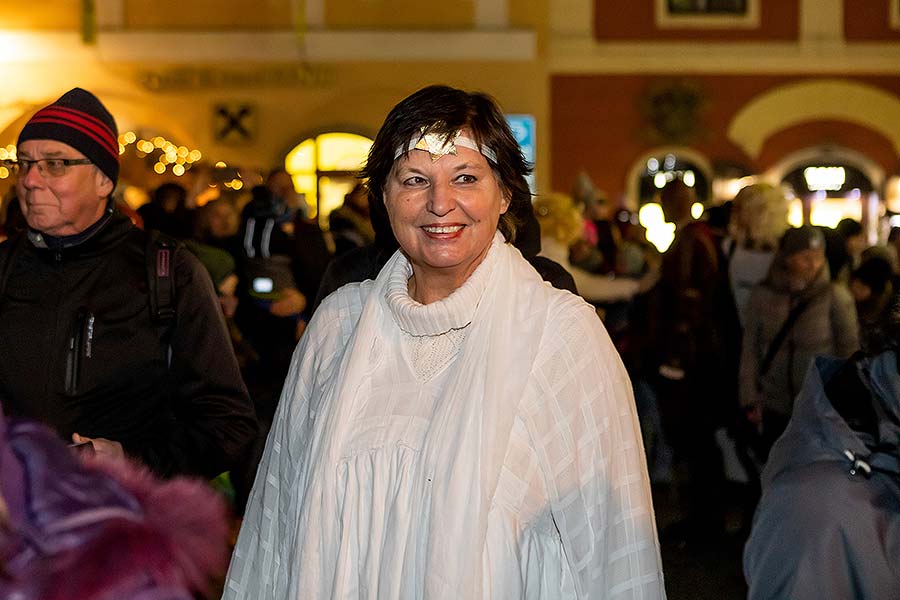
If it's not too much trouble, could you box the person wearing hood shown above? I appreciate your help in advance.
[740,225,859,460]
[743,293,900,599]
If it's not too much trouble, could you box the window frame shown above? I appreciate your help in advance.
[655,0,760,29]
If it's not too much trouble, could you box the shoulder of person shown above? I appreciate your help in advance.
[308,279,372,336]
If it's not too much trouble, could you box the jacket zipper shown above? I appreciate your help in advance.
[65,307,89,395]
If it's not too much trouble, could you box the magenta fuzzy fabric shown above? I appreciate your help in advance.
[0,419,231,600]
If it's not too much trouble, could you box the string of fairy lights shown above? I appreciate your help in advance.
[0,133,244,191]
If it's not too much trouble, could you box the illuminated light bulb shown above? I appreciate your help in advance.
[153,136,166,148]
[6,145,15,152]
[189,150,202,162]
[163,143,176,154]
[153,162,166,174]
[175,156,186,165]
[0,166,8,179]
[654,172,667,189]
[166,152,177,163]
[224,180,233,189]
[177,146,188,157]
[691,202,704,219]
[119,144,125,155]
[160,155,169,165]
[647,157,659,173]
[215,161,227,168]
[173,164,185,176]
[0,149,8,160]
[683,170,696,187]
[124,131,136,144]
[232,179,243,190]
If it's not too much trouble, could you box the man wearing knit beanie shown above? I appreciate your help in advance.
[0,88,257,484]
[14,88,119,238]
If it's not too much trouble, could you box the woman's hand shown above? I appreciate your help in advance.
[72,433,125,460]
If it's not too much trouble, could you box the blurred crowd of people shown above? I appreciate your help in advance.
[1,85,898,599]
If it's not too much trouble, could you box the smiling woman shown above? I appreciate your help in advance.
[225,85,665,600]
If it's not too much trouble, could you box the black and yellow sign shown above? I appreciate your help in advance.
[214,103,257,145]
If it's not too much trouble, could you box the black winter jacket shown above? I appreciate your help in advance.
[0,209,257,478]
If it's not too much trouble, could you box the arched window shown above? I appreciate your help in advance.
[629,150,711,251]
[781,163,871,229]
[284,132,373,228]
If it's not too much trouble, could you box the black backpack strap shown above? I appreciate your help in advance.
[146,230,177,328]
[758,297,813,379]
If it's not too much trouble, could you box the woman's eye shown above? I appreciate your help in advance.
[456,174,477,184]
[403,175,427,186]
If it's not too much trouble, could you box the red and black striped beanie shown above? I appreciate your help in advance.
[18,87,119,185]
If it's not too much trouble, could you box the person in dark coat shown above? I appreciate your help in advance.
[744,293,900,600]
[0,87,256,479]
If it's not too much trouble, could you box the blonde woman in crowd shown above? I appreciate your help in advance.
[534,192,658,304]
[726,183,790,326]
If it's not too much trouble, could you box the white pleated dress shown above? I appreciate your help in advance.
[224,234,665,599]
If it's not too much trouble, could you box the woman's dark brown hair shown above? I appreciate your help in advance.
[361,85,533,250]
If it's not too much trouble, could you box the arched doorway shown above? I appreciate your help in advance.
[764,145,884,241]
[284,132,373,229]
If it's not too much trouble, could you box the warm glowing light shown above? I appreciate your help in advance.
[654,172,667,189]
[231,179,243,190]
[177,146,188,157]
[809,195,863,229]
[804,166,845,192]
[713,176,755,202]
[0,149,8,160]
[118,144,125,155]
[691,202,704,219]
[189,150,202,162]
[173,164,185,176]
[153,162,166,174]
[639,202,676,252]
[683,170,696,188]
[124,131,136,144]
[152,136,166,148]
[787,199,804,228]
[0,166,8,179]
[215,161,227,168]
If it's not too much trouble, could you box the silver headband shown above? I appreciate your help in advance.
[393,128,497,164]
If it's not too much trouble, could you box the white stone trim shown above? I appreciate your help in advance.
[762,145,885,193]
[727,79,900,158]
[0,30,536,63]
[655,0,760,29]
[549,39,900,73]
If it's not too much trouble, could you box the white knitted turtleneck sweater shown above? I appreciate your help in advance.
[383,245,497,381]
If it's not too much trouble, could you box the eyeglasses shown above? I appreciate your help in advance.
[4,158,93,178]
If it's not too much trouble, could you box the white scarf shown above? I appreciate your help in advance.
[292,233,562,597]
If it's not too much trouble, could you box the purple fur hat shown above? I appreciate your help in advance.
[0,413,231,600]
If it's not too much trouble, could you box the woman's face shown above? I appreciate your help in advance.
[384,141,509,296]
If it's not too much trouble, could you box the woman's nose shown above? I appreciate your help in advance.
[427,182,456,216]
